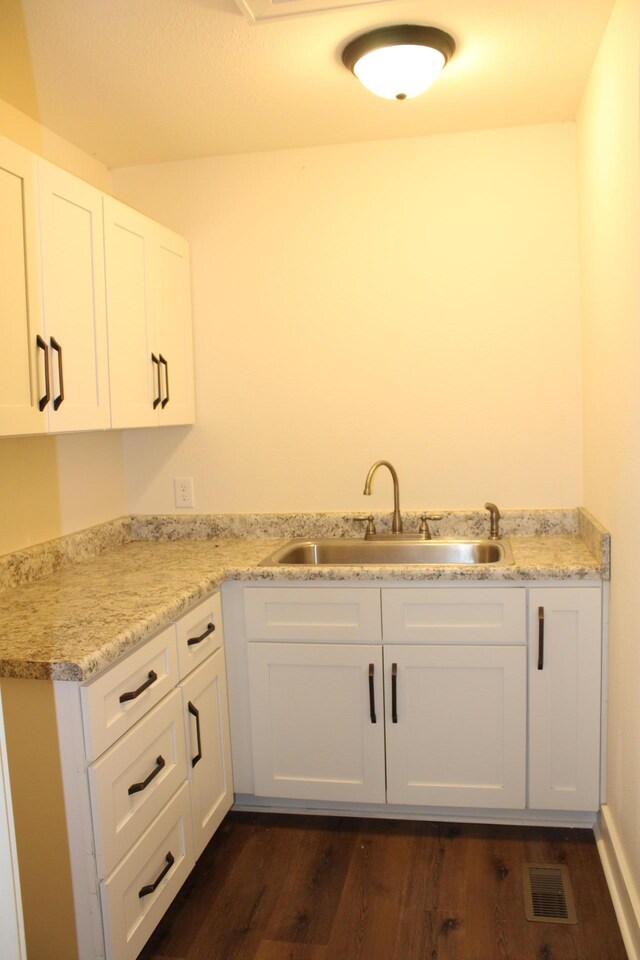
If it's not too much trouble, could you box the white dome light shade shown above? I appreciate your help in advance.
[342,25,455,101]
[354,45,445,100]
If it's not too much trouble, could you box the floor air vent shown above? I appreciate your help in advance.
[523,864,578,924]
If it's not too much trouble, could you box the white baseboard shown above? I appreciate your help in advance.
[595,804,640,960]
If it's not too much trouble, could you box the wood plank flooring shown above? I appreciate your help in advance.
[139,812,627,960]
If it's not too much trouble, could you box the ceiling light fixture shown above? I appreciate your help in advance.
[342,25,455,101]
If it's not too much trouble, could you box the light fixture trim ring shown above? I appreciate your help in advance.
[341,24,456,75]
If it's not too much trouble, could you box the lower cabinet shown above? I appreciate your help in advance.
[248,643,386,803]
[385,644,526,808]
[528,587,602,811]
[240,583,603,816]
[248,640,526,809]
[180,647,234,858]
[61,591,233,960]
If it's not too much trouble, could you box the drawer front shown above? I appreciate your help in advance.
[177,591,224,679]
[82,624,179,761]
[244,587,381,642]
[88,689,188,878]
[100,782,195,960]
[382,587,526,644]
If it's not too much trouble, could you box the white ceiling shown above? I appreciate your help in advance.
[0,0,615,169]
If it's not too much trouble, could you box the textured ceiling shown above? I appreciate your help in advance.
[0,0,615,168]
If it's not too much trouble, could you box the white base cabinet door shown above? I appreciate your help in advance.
[248,642,386,803]
[384,645,527,808]
[0,135,46,436]
[528,588,602,811]
[180,648,234,858]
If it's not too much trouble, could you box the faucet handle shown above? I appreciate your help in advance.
[352,515,377,537]
[419,514,442,538]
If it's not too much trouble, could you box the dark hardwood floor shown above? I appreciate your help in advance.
[139,812,627,960]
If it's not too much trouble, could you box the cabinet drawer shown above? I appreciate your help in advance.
[382,587,526,644]
[100,781,195,960]
[88,689,188,878]
[82,624,179,761]
[244,587,381,642]
[177,591,223,679]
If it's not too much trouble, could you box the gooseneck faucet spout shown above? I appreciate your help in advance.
[363,460,403,533]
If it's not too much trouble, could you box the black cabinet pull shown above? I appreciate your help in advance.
[119,670,158,704]
[50,337,64,410]
[138,852,174,899]
[538,606,545,670]
[128,755,165,795]
[159,353,169,408]
[36,335,50,411]
[368,663,376,723]
[151,353,161,409]
[188,701,202,767]
[187,622,215,647]
[391,662,398,723]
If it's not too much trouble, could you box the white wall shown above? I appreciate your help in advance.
[113,123,583,516]
[578,0,640,948]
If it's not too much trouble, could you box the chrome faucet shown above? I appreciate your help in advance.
[363,460,403,533]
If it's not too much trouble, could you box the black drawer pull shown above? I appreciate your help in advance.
[187,622,215,647]
[538,606,545,670]
[368,663,376,723]
[188,700,202,767]
[138,852,174,899]
[36,335,50,410]
[119,670,158,704]
[391,662,398,723]
[50,337,64,410]
[151,353,161,409]
[128,755,165,796]
[159,353,169,408]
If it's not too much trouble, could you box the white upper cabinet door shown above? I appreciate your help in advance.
[0,136,47,436]
[385,644,526,809]
[38,161,110,432]
[528,588,602,812]
[103,196,158,429]
[154,224,194,426]
[248,642,386,803]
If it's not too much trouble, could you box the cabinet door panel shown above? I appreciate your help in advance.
[180,648,233,858]
[528,588,601,811]
[39,161,110,432]
[104,197,157,428]
[385,645,526,808]
[155,226,194,426]
[248,642,385,802]
[0,137,46,435]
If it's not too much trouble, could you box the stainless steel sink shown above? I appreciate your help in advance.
[260,538,515,566]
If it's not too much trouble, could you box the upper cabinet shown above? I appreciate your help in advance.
[0,136,47,436]
[104,197,194,430]
[0,136,195,438]
[38,161,111,432]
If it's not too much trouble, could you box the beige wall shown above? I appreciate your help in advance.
[578,0,640,947]
[0,98,126,556]
[113,123,583,515]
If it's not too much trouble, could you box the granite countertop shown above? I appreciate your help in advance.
[0,530,604,683]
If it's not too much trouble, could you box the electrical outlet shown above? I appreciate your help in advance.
[174,477,194,509]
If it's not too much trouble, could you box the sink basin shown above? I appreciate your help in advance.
[260,538,515,566]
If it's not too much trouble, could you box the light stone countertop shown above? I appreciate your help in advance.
[0,533,603,682]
